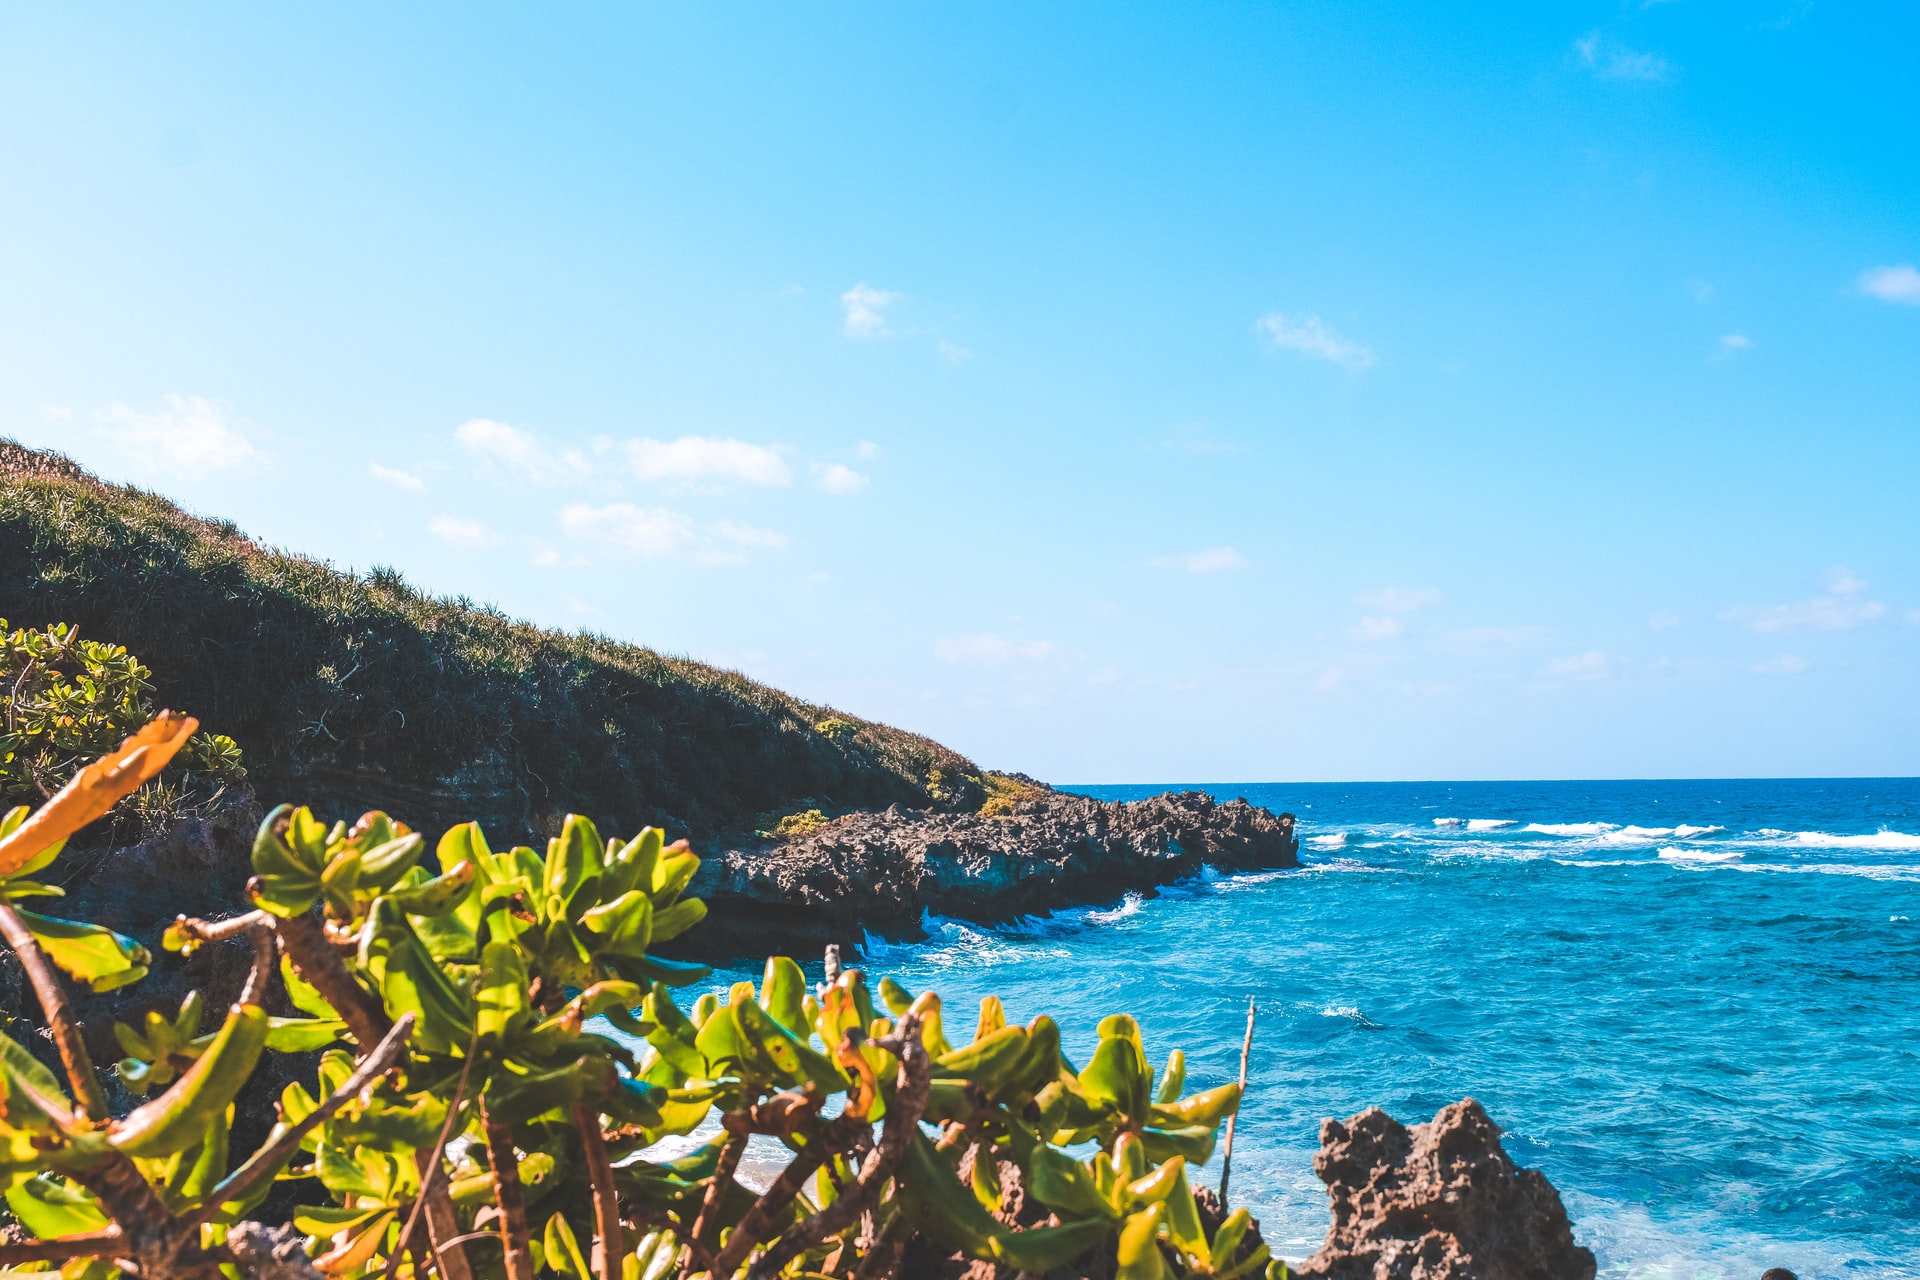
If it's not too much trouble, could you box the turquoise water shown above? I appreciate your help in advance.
[708,779,1920,1279]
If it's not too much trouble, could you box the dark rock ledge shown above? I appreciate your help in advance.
[684,787,1299,960]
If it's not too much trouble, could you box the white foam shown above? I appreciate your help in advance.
[1790,829,1920,850]
[1432,817,1466,827]
[1672,824,1724,838]
[1522,822,1619,837]
[1307,832,1351,850]
[1085,893,1144,924]
[1658,846,1743,864]
[1607,825,1674,842]
[1466,819,1516,831]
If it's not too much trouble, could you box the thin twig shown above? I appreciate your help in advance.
[170,909,269,948]
[1218,995,1256,1205]
[0,1232,130,1264]
[381,1032,481,1280]
[689,1127,748,1261]
[0,897,108,1120]
[187,1014,416,1229]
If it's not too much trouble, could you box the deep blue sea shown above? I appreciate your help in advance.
[698,779,1920,1279]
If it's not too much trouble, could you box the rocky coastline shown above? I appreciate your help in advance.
[685,785,1300,958]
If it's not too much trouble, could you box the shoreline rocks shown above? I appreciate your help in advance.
[684,787,1299,959]
[1290,1098,1596,1280]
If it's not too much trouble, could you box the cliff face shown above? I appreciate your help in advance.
[689,788,1300,958]
[1291,1098,1596,1280]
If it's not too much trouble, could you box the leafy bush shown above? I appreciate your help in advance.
[0,620,244,814]
[755,808,831,839]
[0,719,1275,1280]
[979,774,1040,819]
[810,718,856,745]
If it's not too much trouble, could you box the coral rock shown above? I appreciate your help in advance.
[1292,1098,1595,1280]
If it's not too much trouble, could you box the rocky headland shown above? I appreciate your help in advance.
[688,784,1300,957]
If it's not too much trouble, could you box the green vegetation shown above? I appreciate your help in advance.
[0,442,982,843]
[0,620,245,833]
[979,773,1040,818]
[753,809,832,840]
[0,721,1275,1280]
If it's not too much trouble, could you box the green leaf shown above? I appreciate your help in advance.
[263,1017,345,1053]
[5,1175,107,1239]
[280,956,335,1019]
[15,910,150,993]
[543,1213,590,1280]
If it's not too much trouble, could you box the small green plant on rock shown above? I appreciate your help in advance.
[810,718,856,745]
[0,715,1278,1280]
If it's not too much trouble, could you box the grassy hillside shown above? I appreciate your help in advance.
[0,441,983,842]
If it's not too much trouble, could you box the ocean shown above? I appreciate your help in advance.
[694,778,1920,1278]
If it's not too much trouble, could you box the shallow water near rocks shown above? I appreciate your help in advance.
[689,778,1920,1279]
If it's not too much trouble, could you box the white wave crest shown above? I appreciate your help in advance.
[1658,846,1744,864]
[1307,832,1351,850]
[1522,822,1619,837]
[1673,824,1724,838]
[1085,893,1144,924]
[1790,829,1920,850]
[1468,819,1516,831]
[1432,817,1465,827]
[1608,826,1674,842]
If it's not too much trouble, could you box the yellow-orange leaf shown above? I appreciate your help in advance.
[0,712,199,877]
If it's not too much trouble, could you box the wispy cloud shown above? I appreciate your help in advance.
[841,283,900,338]
[455,418,589,485]
[428,515,498,548]
[936,340,972,365]
[1350,616,1404,641]
[1154,547,1246,574]
[1256,312,1374,370]
[1357,587,1438,614]
[1546,649,1614,681]
[854,441,881,460]
[814,463,870,495]
[710,520,788,551]
[1164,423,1242,454]
[1573,29,1675,81]
[1649,610,1682,630]
[369,462,425,491]
[1687,278,1716,303]
[1858,264,1920,305]
[627,436,791,487]
[96,394,260,475]
[560,503,696,558]
[1311,666,1347,693]
[1721,333,1751,350]
[1753,653,1809,676]
[934,634,1055,665]
[1728,567,1887,633]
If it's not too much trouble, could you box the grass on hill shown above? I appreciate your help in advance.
[0,441,985,843]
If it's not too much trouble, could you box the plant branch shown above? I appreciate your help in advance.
[745,1016,930,1280]
[483,1103,536,1280]
[186,1014,415,1230]
[688,1127,748,1261]
[383,1027,479,1280]
[0,1232,130,1264]
[0,898,108,1120]
[574,1102,622,1280]
[270,906,391,1047]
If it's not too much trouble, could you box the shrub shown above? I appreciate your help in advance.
[979,773,1040,818]
[0,620,244,817]
[811,718,856,745]
[0,718,1275,1280]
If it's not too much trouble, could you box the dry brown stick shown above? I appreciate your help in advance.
[0,1232,130,1264]
[186,1014,415,1230]
[170,909,269,949]
[745,1017,930,1280]
[1217,995,1257,1205]
[483,1104,536,1280]
[573,1102,623,1280]
[0,898,109,1120]
[849,1208,911,1280]
[688,1126,748,1263]
[709,1109,871,1276]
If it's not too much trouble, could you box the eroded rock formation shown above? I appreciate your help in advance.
[1291,1098,1596,1280]
[689,787,1299,957]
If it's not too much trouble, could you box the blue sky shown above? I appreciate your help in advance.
[4,2,1916,782]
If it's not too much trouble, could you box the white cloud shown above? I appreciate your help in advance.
[1153,547,1245,574]
[369,462,425,492]
[1649,610,1682,630]
[428,515,498,548]
[1907,608,1920,625]
[934,634,1056,665]
[1573,30,1674,81]
[841,283,900,338]
[1350,616,1404,641]
[560,503,696,558]
[1546,649,1613,681]
[814,463,870,495]
[1311,666,1348,693]
[1721,334,1751,349]
[627,436,791,487]
[1730,568,1886,633]
[1858,264,1920,305]
[711,520,788,550]
[455,418,589,485]
[1448,625,1546,651]
[1256,312,1374,370]
[1753,654,1809,676]
[96,394,259,475]
[854,440,881,459]
[937,340,972,364]
[1687,278,1716,303]
[1356,587,1438,614]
